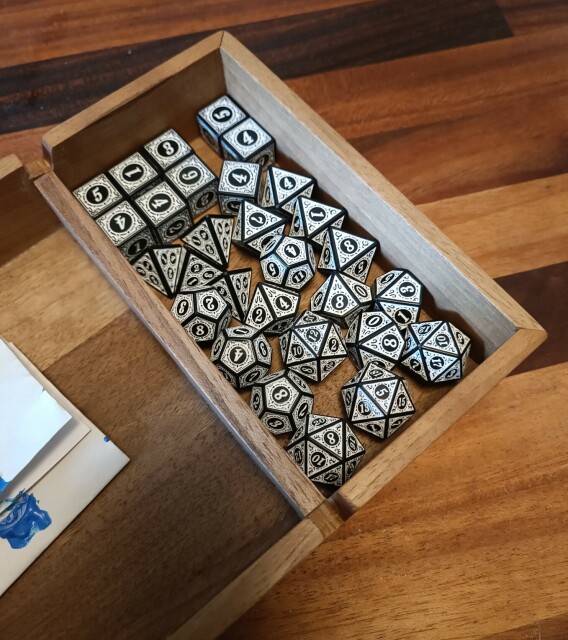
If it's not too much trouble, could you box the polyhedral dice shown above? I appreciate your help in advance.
[220,117,276,168]
[262,166,316,218]
[135,181,192,243]
[210,268,252,322]
[182,215,234,269]
[178,252,224,292]
[311,273,372,328]
[143,129,193,172]
[319,227,378,283]
[400,320,471,383]
[211,325,272,389]
[166,155,218,219]
[373,269,424,328]
[342,361,416,439]
[245,282,300,335]
[197,95,248,155]
[346,310,405,370]
[170,287,231,346]
[250,369,314,435]
[286,414,365,487]
[279,310,347,382]
[96,201,155,262]
[108,152,160,199]
[218,160,262,216]
[260,234,316,291]
[290,196,347,249]
[73,173,122,218]
[133,245,187,297]
[232,201,287,257]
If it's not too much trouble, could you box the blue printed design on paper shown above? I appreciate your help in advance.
[0,492,51,549]
[0,476,7,492]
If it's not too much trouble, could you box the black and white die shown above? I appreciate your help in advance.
[197,95,248,155]
[318,228,378,283]
[210,268,252,322]
[346,310,405,370]
[260,234,316,291]
[280,310,347,382]
[133,245,187,297]
[178,252,224,292]
[170,287,231,346]
[342,361,416,439]
[73,174,122,218]
[135,181,192,243]
[166,155,218,220]
[218,161,262,216]
[211,325,272,390]
[290,197,347,249]
[245,282,300,335]
[400,320,471,383]
[286,414,365,487]
[108,152,160,199]
[232,201,287,257]
[250,370,314,435]
[220,117,275,168]
[182,215,234,269]
[96,201,155,262]
[143,129,193,172]
[373,269,424,328]
[262,167,316,218]
[311,273,372,328]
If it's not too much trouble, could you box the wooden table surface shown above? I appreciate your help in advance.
[0,1,567,638]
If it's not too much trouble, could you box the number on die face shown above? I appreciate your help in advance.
[245,282,300,335]
[170,287,232,346]
[260,234,316,291]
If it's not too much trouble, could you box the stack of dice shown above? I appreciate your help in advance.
[73,94,472,490]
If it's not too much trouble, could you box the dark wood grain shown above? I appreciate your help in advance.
[499,0,568,34]
[482,612,568,639]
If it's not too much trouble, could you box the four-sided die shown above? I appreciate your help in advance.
[290,196,347,249]
[108,152,160,198]
[178,252,224,292]
[342,361,416,440]
[96,201,155,262]
[232,201,287,257]
[262,167,316,218]
[245,282,300,335]
[286,414,365,487]
[170,287,231,346]
[311,273,372,328]
[218,160,262,216]
[400,320,471,383]
[220,117,276,168]
[135,181,192,243]
[318,227,378,283]
[182,215,234,269]
[196,94,247,154]
[143,128,193,172]
[133,245,187,297]
[346,310,405,370]
[211,325,272,390]
[260,234,316,291]
[209,268,252,322]
[166,155,218,220]
[250,369,314,435]
[373,269,424,327]
[73,173,122,218]
[280,310,347,382]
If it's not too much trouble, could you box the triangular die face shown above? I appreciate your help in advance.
[344,276,372,305]
[362,332,403,362]
[364,379,398,414]
[153,246,185,294]
[262,285,298,316]
[183,220,222,266]
[438,360,462,382]
[411,320,442,345]
[351,387,384,422]
[227,270,251,321]
[301,198,344,236]
[296,324,327,356]
[290,362,318,381]
[246,287,275,330]
[280,186,314,215]
[307,414,338,433]
[322,324,347,358]
[344,455,364,482]
[179,253,223,291]
[386,415,411,437]
[422,349,457,381]
[377,301,419,327]
[341,386,355,416]
[210,216,233,267]
[318,233,337,271]
[242,202,284,240]
[306,441,338,477]
[134,253,167,295]
[290,210,306,239]
[450,323,471,355]
[401,351,427,379]
[323,277,358,316]
[358,419,387,439]
[343,251,374,282]
[310,277,330,313]
[270,167,314,206]
[286,332,313,364]
[379,271,421,304]
[329,228,376,268]
[361,361,391,383]
[390,382,414,415]
[345,427,365,457]
[311,462,344,487]
[375,269,405,296]
[319,357,344,380]
[287,441,307,472]
[310,423,344,458]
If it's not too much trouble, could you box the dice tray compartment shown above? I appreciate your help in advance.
[0,32,545,639]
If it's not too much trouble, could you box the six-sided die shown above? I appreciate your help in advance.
[400,320,471,383]
[96,201,155,262]
[346,310,405,370]
[245,282,300,335]
[170,287,231,346]
[286,414,365,487]
[220,117,276,167]
[211,325,272,389]
[290,196,347,249]
[73,173,122,218]
[132,245,187,298]
[342,361,416,440]
[218,160,262,216]
[250,369,314,435]
[135,181,192,243]
[166,155,218,220]
[232,201,287,257]
[182,215,234,269]
[311,273,372,328]
[197,95,247,154]
[260,234,316,291]
[262,166,316,218]
[373,269,424,327]
[108,152,160,198]
[143,128,193,172]
[319,227,378,283]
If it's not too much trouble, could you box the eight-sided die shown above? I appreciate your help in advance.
[232,201,287,257]
[346,310,405,370]
[290,196,347,249]
[262,166,316,218]
[311,273,372,328]
[373,269,424,327]
[318,227,378,283]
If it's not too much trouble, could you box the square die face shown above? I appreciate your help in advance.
[198,95,247,136]
[144,129,193,170]
[221,118,274,163]
[166,155,216,199]
[188,185,218,218]
[135,182,186,226]
[109,152,159,196]
[119,228,156,262]
[156,210,193,243]
[73,173,122,218]
[218,161,260,200]
[97,201,147,245]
